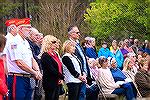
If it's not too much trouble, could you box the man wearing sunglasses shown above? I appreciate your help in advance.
[68,25,92,100]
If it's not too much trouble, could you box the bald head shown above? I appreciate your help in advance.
[29,27,40,42]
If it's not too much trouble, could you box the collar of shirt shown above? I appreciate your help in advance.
[15,34,27,45]
[69,38,79,43]
[5,32,15,40]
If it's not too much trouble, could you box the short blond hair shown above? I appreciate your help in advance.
[38,35,57,58]
[123,58,131,71]
[62,40,76,54]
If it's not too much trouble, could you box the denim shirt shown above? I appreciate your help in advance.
[110,68,127,82]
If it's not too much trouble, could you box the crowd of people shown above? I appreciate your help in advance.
[82,35,150,99]
[0,18,150,100]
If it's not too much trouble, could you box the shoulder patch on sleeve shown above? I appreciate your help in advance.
[11,44,17,49]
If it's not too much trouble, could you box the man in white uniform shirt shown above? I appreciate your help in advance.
[3,19,18,75]
[7,18,42,100]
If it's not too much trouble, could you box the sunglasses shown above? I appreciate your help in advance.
[72,31,80,34]
[76,32,80,34]
[51,41,57,44]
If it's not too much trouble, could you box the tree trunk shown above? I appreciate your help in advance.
[38,0,89,42]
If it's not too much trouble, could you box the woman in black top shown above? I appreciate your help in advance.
[62,40,86,100]
[39,35,64,100]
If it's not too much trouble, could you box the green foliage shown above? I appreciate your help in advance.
[0,1,21,18]
[28,5,39,13]
[28,2,40,14]
[84,0,150,42]
[0,0,40,18]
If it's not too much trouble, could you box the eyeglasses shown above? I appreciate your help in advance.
[112,62,117,64]
[26,26,32,28]
[103,58,108,63]
[51,41,57,44]
[72,31,80,35]
[22,26,32,29]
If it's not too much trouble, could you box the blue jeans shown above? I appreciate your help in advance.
[7,75,32,100]
[112,83,135,100]
[79,82,86,100]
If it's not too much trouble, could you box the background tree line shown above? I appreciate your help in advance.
[84,0,150,45]
[0,0,92,42]
[0,0,149,46]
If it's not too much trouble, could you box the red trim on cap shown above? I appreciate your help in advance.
[15,18,31,26]
[5,18,18,26]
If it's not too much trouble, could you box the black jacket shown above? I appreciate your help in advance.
[74,43,93,85]
[41,52,64,90]
[27,39,41,69]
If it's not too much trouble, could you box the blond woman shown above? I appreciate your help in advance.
[123,53,138,82]
[62,40,86,100]
[39,35,64,100]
